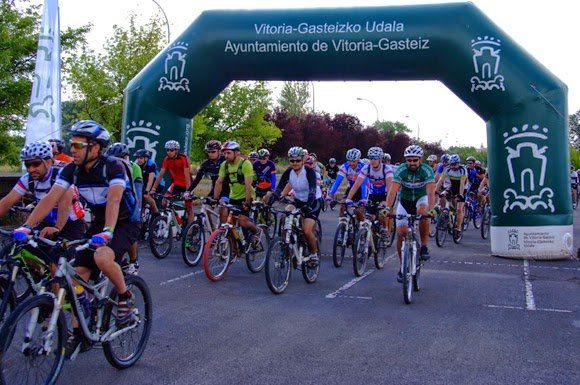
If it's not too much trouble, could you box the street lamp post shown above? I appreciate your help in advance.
[356,97,379,124]
[152,0,171,44]
[405,114,420,141]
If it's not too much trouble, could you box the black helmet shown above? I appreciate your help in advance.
[205,140,221,152]
[134,149,150,158]
[105,142,130,158]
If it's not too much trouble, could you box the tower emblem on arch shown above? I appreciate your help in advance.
[125,120,161,162]
[470,36,505,92]
[502,124,554,213]
[159,41,190,92]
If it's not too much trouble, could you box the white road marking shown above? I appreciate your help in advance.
[160,270,202,286]
[523,260,536,310]
[484,304,572,313]
[325,253,396,299]
[433,260,580,271]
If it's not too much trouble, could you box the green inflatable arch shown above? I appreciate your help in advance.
[122,2,573,259]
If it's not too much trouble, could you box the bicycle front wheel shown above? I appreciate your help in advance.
[0,293,66,385]
[353,228,369,277]
[302,227,321,284]
[102,275,152,369]
[246,225,268,273]
[435,214,448,247]
[202,229,232,282]
[374,231,389,269]
[264,238,292,294]
[332,222,347,268]
[148,214,173,259]
[402,243,413,304]
[181,221,205,267]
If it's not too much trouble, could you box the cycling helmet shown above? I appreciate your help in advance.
[475,160,482,166]
[134,149,150,158]
[69,120,110,147]
[450,154,461,164]
[221,140,240,151]
[287,146,304,158]
[466,156,476,162]
[367,147,384,160]
[441,154,451,163]
[20,141,53,161]
[346,148,362,161]
[383,153,391,161]
[301,148,308,157]
[105,142,130,158]
[427,154,437,162]
[309,152,318,159]
[304,155,315,166]
[403,145,423,158]
[164,140,180,150]
[329,158,336,164]
[249,151,259,159]
[48,138,64,152]
[257,148,270,158]
[205,140,221,152]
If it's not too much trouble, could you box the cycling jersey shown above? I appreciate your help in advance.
[358,163,393,196]
[329,161,367,198]
[140,159,163,190]
[254,159,277,191]
[14,167,85,224]
[571,171,579,184]
[393,163,435,201]
[440,165,468,194]
[467,166,485,190]
[275,167,321,206]
[189,155,228,197]
[162,153,190,187]
[53,153,73,169]
[325,164,339,180]
[55,156,137,222]
[218,158,255,200]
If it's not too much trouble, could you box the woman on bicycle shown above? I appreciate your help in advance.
[265,146,322,266]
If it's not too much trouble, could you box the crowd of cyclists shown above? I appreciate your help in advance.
[3,117,578,384]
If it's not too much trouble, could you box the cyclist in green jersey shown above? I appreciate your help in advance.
[384,145,436,282]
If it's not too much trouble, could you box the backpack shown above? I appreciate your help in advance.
[224,158,247,185]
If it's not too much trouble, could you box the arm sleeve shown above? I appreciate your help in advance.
[273,168,291,197]
[270,173,277,190]
[329,166,345,196]
[306,168,318,207]
[189,162,206,191]
[54,162,76,190]
[13,174,30,196]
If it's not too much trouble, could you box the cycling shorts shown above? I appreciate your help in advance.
[396,196,429,228]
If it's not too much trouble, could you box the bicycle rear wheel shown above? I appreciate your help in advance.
[413,260,421,292]
[402,243,413,304]
[264,238,292,294]
[353,228,369,277]
[461,205,471,231]
[332,222,347,268]
[428,216,436,238]
[0,294,66,385]
[103,275,152,369]
[148,214,173,259]
[435,214,448,247]
[481,205,491,239]
[302,227,321,284]
[0,273,17,325]
[202,229,232,282]
[472,203,483,229]
[181,221,205,267]
[246,225,268,273]
[374,232,389,269]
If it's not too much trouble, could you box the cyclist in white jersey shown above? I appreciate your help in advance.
[571,166,579,205]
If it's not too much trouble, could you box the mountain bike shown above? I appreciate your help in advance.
[331,202,359,268]
[390,214,431,304]
[465,192,484,229]
[148,193,190,259]
[0,232,152,385]
[352,202,390,276]
[202,203,269,282]
[181,196,220,267]
[264,207,321,294]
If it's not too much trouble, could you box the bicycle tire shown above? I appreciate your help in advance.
[148,214,173,259]
[102,275,152,369]
[374,232,388,269]
[181,221,204,267]
[481,205,491,239]
[0,274,16,325]
[264,238,292,294]
[0,293,66,385]
[386,218,396,247]
[302,227,321,284]
[413,261,421,292]
[332,222,347,268]
[246,225,268,273]
[473,204,483,229]
[435,214,448,247]
[316,219,323,245]
[202,229,232,282]
[461,205,470,231]
[428,216,436,238]
[402,243,413,304]
[353,228,369,277]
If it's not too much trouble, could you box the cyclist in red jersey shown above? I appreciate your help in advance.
[150,140,194,225]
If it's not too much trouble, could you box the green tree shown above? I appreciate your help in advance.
[569,109,579,149]
[375,120,412,135]
[191,81,281,162]
[277,81,311,117]
[0,0,89,165]
[571,147,580,168]
[447,145,487,165]
[64,13,166,140]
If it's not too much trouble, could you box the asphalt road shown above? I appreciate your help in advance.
[57,206,580,385]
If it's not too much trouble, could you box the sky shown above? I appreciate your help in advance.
[37,0,579,149]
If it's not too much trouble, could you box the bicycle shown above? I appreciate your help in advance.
[480,203,492,239]
[202,203,269,282]
[138,203,152,240]
[0,232,152,384]
[331,202,359,268]
[389,214,432,304]
[148,192,191,259]
[352,202,390,276]
[264,206,321,294]
[250,200,278,240]
[181,195,220,267]
[435,194,463,246]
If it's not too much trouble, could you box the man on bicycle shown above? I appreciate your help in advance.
[150,140,194,225]
[435,154,468,236]
[328,148,368,221]
[186,140,229,199]
[384,145,436,282]
[14,120,140,351]
[324,157,339,186]
[253,148,277,199]
[427,154,438,172]
[265,146,322,265]
[571,166,578,206]
[213,140,262,244]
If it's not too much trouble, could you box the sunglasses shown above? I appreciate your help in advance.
[207,150,218,154]
[289,158,303,163]
[70,141,90,150]
[406,158,420,163]
[166,149,177,152]
[24,160,43,168]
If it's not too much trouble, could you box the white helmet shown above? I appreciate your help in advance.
[287,146,304,158]
[20,141,53,161]
[346,148,362,161]
[221,141,240,151]
[404,145,423,158]
[164,140,180,150]
[367,147,384,160]
[427,154,437,162]
[383,153,391,161]
[257,148,270,158]
[450,154,461,164]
